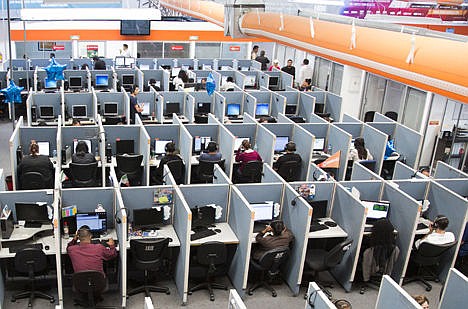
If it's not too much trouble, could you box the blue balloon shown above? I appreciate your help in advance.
[206,72,216,96]
[44,57,67,81]
[1,80,24,104]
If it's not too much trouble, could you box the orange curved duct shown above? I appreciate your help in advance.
[159,0,224,27]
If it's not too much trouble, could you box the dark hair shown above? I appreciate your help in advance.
[434,215,449,230]
[165,142,176,154]
[354,137,368,160]
[303,59,309,65]
[75,141,89,156]
[149,78,156,85]
[80,63,89,70]
[131,85,139,94]
[241,139,251,150]
[78,225,92,240]
[370,219,396,268]
[270,220,285,236]
[253,45,259,50]
[287,59,293,62]
[178,70,189,83]
[227,76,234,83]
[206,141,217,153]
[50,53,55,58]
[260,50,266,56]
[286,142,296,152]
[123,44,128,49]
[93,56,99,62]
[413,295,429,306]
[30,142,39,157]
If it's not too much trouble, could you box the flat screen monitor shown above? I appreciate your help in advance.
[192,206,216,228]
[244,75,256,87]
[268,76,280,88]
[103,102,118,116]
[73,139,92,154]
[120,20,151,35]
[115,57,125,67]
[274,136,289,153]
[226,104,240,117]
[44,78,57,89]
[37,141,50,156]
[133,208,164,230]
[221,65,231,70]
[234,137,249,151]
[202,64,212,70]
[69,76,82,88]
[165,102,180,116]
[15,203,50,226]
[171,67,181,77]
[309,200,328,221]
[39,105,54,119]
[285,104,297,115]
[141,102,150,116]
[251,202,274,222]
[72,105,87,118]
[221,76,228,85]
[193,136,211,154]
[314,138,325,152]
[116,139,135,155]
[240,66,249,71]
[255,103,269,116]
[95,74,109,87]
[361,200,390,221]
[75,212,107,235]
[197,102,211,114]
[121,74,134,86]
[154,140,172,155]
[18,78,31,89]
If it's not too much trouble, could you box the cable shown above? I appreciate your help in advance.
[115,207,129,224]
[308,289,320,308]
[291,195,302,206]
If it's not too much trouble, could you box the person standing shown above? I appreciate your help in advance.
[120,44,131,57]
[298,58,313,85]
[255,50,270,71]
[93,56,106,70]
[251,45,259,60]
[129,85,143,124]
[281,59,296,79]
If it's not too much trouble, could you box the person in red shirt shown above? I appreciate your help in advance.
[235,139,262,175]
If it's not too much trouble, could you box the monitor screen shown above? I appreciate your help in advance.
[251,202,274,222]
[133,208,164,230]
[181,65,190,71]
[103,102,118,116]
[75,212,107,234]
[72,105,87,118]
[37,141,50,156]
[95,74,109,87]
[141,102,150,116]
[241,66,249,71]
[361,200,390,220]
[193,136,211,154]
[274,136,289,153]
[39,105,54,118]
[309,200,328,221]
[202,64,212,70]
[121,74,134,85]
[171,67,181,77]
[165,102,180,116]
[120,20,151,35]
[314,138,325,152]
[115,57,125,66]
[244,75,256,87]
[285,104,297,115]
[154,140,172,155]
[255,103,269,116]
[221,76,228,85]
[234,137,249,151]
[73,139,92,154]
[192,206,216,228]
[221,66,231,70]
[197,102,211,114]
[15,203,49,224]
[44,78,57,89]
[226,104,240,116]
[116,139,135,155]
[69,76,82,88]
[268,76,279,87]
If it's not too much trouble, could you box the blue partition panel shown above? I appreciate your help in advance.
[376,276,420,309]
[434,161,468,179]
[351,161,383,181]
[341,180,382,202]
[262,164,283,183]
[374,112,396,123]
[103,126,140,154]
[0,190,54,221]
[362,124,387,174]
[435,179,468,197]
[342,114,361,123]
[179,185,230,222]
[271,92,287,117]
[213,92,226,121]
[393,161,426,180]
[145,125,180,148]
[243,92,256,117]
[255,125,275,166]
[328,125,352,180]
[439,268,468,309]
[20,126,58,156]
[305,282,335,309]
[298,92,316,123]
[394,124,422,169]
[178,125,193,184]
[139,126,151,185]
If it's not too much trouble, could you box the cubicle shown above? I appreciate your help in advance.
[308,90,343,122]
[350,161,384,181]
[434,160,468,179]
[90,70,115,92]
[393,161,426,180]
[63,92,96,125]
[439,268,468,309]
[375,275,421,309]
[63,70,90,92]
[95,92,127,124]
[29,92,62,125]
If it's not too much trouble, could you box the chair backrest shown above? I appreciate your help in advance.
[242,160,263,183]
[364,111,376,123]
[384,111,398,121]
[72,270,107,295]
[198,159,226,181]
[196,241,227,269]
[359,160,377,172]
[70,162,98,187]
[21,171,45,190]
[116,154,143,174]
[415,241,457,265]
[325,238,353,268]
[14,247,48,275]
[130,238,170,271]
[277,160,301,182]
[257,247,290,276]
[166,160,185,184]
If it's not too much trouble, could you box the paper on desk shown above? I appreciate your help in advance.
[206,204,223,220]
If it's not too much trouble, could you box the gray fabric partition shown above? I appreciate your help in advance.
[219,125,236,179]
[207,113,220,124]
[61,126,100,157]
[141,70,164,87]
[334,123,363,138]
[439,268,468,309]
[374,112,396,123]
[393,161,425,180]
[213,165,231,184]
[368,122,396,137]
[64,93,94,121]
[434,161,468,179]
[32,92,62,119]
[305,282,335,309]
[351,162,384,181]
[262,163,283,183]
[144,124,180,148]
[392,180,429,200]
[114,190,127,307]
[341,180,382,202]
[382,182,421,283]
[95,92,125,117]
[178,124,193,184]
[243,92,257,117]
[293,125,314,180]
[328,125,352,181]
[20,126,58,157]
[342,114,361,123]
[136,92,156,119]
[277,113,294,124]
[307,163,332,181]
[227,187,254,297]
[213,92,226,121]
[281,184,312,295]
[211,70,221,90]
[299,123,330,142]
[103,126,140,154]
[224,124,257,146]
[139,126,151,185]
[161,92,186,118]
[362,124,388,174]
[234,70,246,89]
[271,92,287,117]
[394,124,422,169]
[376,276,420,309]
[289,181,335,214]
[9,120,21,190]
[90,70,114,91]
[281,71,294,90]
[155,94,164,122]
[0,190,54,221]
[435,179,468,197]
[258,72,268,89]
[256,125,275,166]
[308,113,329,124]
[243,113,257,124]
[162,69,170,91]
[179,185,230,222]
[298,92,316,123]
[324,92,343,122]
[236,183,284,206]
[330,184,366,292]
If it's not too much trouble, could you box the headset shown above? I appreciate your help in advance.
[165,142,175,153]
[433,215,448,229]
[206,141,218,152]
[284,141,296,152]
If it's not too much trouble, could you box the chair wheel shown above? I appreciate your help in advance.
[210,295,215,301]
[272,291,277,297]
[28,303,32,307]
[359,288,365,294]
[435,279,440,283]
[188,291,192,295]
[426,287,432,292]
[11,298,16,302]
[50,298,55,303]
[248,289,253,296]
[166,290,171,295]
[304,293,308,299]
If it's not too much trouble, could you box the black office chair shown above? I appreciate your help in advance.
[239,160,263,183]
[364,111,376,123]
[277,160,301,182]
[360,244,400,294]
[384,111,398,121]
[72,270,115,308]
[69,162,98,187]
[116,154,143,186]
[404,241,457,291]
[20,171,47,190]
[248,247,290,297]
[194,114,209,124]
[11,248,55,306]
[304,239,353,298]
[360,160,377,173]
[166,160,185,185]
[188,241,228,301]
[198,159,226,183]
[128,238,171,299]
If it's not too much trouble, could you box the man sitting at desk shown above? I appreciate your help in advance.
[18,141,54,189]
[273,141,301,171]
[153,142,182,184]
[415,215,455,249]
[72,141,97,164]
[235,140,262,173]
[252,220,294,261]
[93,56,106,70]
[199,142,222,162]
[221,76,236,91]
[348,137,373,162]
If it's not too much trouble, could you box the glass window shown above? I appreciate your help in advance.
[137,42,163,58]
[164,42,190,58]
[402,87,427,131]
[360,73,386,120]
[195,43,220,59]
[329,63,343,95]
[312,58,330,90]
[382,80,405,120]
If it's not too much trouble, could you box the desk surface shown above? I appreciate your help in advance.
[309,218,348,239]
[190,222,238,246]
[0,225,55,258]
[128,225,180,248]
[2,224,53,242]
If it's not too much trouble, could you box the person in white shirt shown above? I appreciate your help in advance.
[348,137,373,162]
[172,70,188,89]
[415,215,456,249]
[298,58,314,85]
[221,76,236,91]
[120,44,131,57]
[251,45,259,60]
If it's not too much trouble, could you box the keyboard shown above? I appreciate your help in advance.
[309,223,329,232]
[91,239,119,247]
[9,243,43,254]
[417,223,428,230]
[191,229,216,241]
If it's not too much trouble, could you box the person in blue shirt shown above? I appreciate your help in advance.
[199,142,222,162]
[384,136,397,160]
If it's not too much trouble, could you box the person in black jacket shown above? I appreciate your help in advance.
[72,141,97,164]
[152,142,183,184]
[255,50,270,71]
[18,141,54,189]
[274,142,302,171]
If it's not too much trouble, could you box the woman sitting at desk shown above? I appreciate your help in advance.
[384,136,399,160]
[152,142,182,184]
[17,141,54,189]
[235,140,262,173]
[173,70,188,89]
[252,220,294,261]
[72,141,97,164]
[199,142,222,162]
[348,137,373,162]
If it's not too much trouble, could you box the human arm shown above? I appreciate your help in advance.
[255,225,272,244]
[101,239,118,260]
[67,232,79,250]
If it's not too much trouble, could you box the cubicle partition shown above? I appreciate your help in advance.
[362,124,388,174]
[333,123,362,139]
[270,91,287,117]
[9,70,34,91]
[242,92,257,117]
[113,188,127,307]
[393,123,422,169]
[255,124,275,166]
[342,114,362,123]
[439,268,468,309]
[217,125,236,179]
[61,125,100,159]
[305,282,335,309]
[30,92,62,124]
[141,69,165,91]
[373,112,396,123]
[434,160,468,179]
[435,178,468,197]
[136,91,156,119]
[184,94,195,123]
[260,163,284,183]
[63,92,95,124]
[213,92,226,121]
[90,70,114,91]
[160,91,186,118]
[375,276,421,309]
[95,92,126,123]
[136,58,156,70]
[323,91,343,122]
[249,91,273,117]
[350,161,384,181]
[328,125,352,181]
[298,92,316,123]
[393,161,426,180]
[63,70,89,91]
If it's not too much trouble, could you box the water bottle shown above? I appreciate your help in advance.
[327,144,332,154]
[63,222,69,239]
[53,149,57,158]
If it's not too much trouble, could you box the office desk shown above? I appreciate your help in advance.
[223,116,244,124]
[64,118,96,126]
[128,225,180,248]
[142,117,159,125]
[163,116,189,124]
[415,217,430,235]
[1,224,53,243]
[60,229,118,253]
[190,222,238,246]
[0,224,55,258]
[31,119,60,126]
[309,218,348,239]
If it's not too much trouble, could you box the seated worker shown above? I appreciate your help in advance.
[93,56,106,70]
[415,215,455,249]
[252,220,294,261]
[419,166,431,177]
[299,79,311,91]
[348,137,373,162]
[148,78,161,92]
[384,136,398,160]
[172,70,188,89]
[153,142,182,183]
[221,76,236,91]
[17,141,54,189]
[199,141,222,162]
[413,295,429,309]
[195,78,207,91]
[72,118,81,126]
[129,85,144,124]
[235,139,262,174]
[273,141,302,171]
[72,141,97,164]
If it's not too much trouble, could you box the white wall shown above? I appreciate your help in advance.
[419,94,446,166]
[340,65,365,118]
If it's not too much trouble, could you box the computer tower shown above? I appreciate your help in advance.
[1,214,14,239]
[16,145,23,163]
[62,145,72,165]
[106,143,112,163]
[31,105,37,122]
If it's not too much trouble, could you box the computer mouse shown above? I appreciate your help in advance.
[45,245,50,250]
[168,238,173,242]
[324,221,337,227]
[214,229,221,233]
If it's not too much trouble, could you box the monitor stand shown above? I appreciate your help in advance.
[24,221,43,228]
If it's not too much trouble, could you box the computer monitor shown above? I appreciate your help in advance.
[154,140,172,155]
[197,102,211,114]
[274,136,289,153]
[141,102,150,116]
[241,66,249,71]
[251,202,274,222]
[133,208,164,230]
[103,102,118,116]
[37,141,50,156]
[95,74,109,87]
[255,103,269,117]
[226,104,240,117]
[72,105,87,118]
[44,78,57,89]
[268,76,280,88]
[285,104,297,115]
[121,74,134,86]
[165,102,180,116]
[69,76,82,89]
[193,136,211,154]
[18,78,31,89]
[244,75,256,87]
[192,206,216,228]
[75,212,107,235]
[234,137,250,151]
[171,67,181,77]
[73,139,92,154]
[115,57,125,67]
[221,76,228,85]
[309,200,328,221]
[39,105,54,119]
[202,64,212,70]
[116,139,135,155]
[15,203,50,227]
[181,65,190,71]
[221,65,231,70]
[361,200,390,221]
[314,138,325,152]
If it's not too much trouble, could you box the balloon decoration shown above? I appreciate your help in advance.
[44,57,67,81]
[0,80,24,103]
[206,72,216,96]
